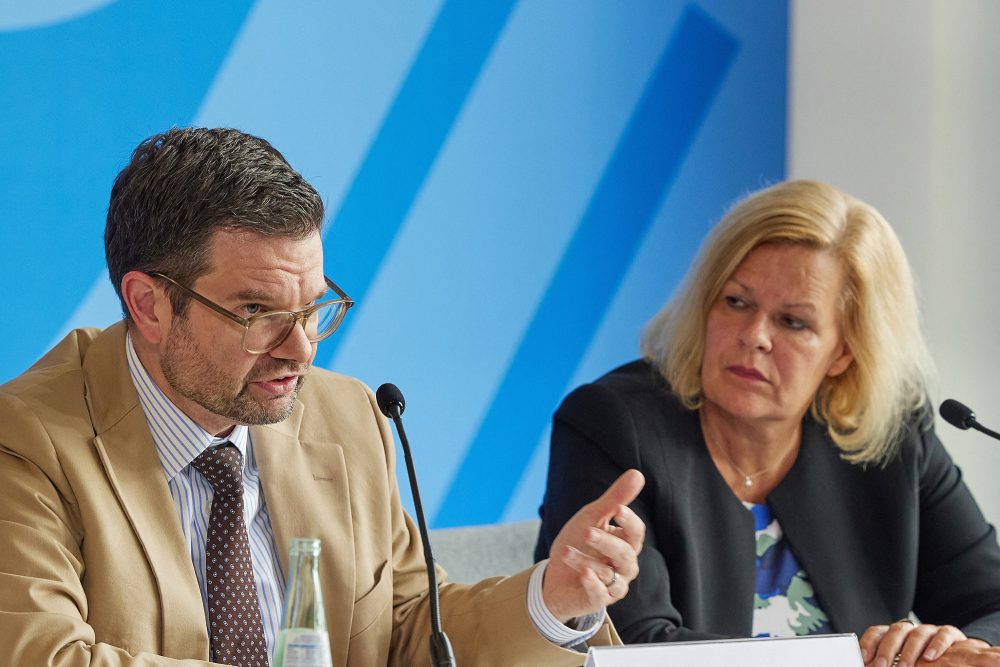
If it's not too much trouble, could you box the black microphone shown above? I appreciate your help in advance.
[375,383,456,667]
[940,398,1000,441]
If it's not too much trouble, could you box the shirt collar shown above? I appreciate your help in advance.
[125,332,249,482]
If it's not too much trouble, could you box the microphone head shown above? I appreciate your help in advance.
[940,398,976,430]
[376,383,405,418]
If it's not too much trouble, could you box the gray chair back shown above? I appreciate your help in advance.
[429,519,542,583]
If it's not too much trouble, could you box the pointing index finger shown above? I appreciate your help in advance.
[587,469,645,525]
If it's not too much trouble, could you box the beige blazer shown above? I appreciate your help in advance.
[0,323,617,666]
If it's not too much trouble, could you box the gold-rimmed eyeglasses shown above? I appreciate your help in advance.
[151,272,354,354]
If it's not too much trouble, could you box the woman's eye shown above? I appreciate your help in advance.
[781,315,807,330]
[724,295,747,309]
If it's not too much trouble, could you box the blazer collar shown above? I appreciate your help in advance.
[82,322,210,658]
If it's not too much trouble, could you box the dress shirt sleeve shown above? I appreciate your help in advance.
[527,560,605,647]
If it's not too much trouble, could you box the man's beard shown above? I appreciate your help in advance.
[161,316,308,426]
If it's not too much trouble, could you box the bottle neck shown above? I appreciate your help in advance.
[282,547,326,631]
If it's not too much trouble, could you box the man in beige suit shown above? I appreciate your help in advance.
[0,127,644,666]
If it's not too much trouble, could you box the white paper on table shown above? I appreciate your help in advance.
[585,633,863,666]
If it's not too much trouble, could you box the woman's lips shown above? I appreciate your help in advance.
[728,365,768,383]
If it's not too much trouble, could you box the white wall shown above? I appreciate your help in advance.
[790,1,1000,524]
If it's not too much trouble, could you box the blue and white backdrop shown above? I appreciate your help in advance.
[0,1,787,527]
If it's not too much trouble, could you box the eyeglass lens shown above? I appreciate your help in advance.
[244,301,347,352]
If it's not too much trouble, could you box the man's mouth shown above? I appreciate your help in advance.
[252,374,301,396]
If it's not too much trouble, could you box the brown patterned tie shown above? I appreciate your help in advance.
[192,444,269,667]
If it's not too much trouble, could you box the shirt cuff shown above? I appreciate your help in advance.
[527,560,606,648]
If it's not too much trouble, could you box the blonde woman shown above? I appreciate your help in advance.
[535,181,1000,667]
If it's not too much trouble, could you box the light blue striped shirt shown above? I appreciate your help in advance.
[125,335,286,658]
[125,334,600,654]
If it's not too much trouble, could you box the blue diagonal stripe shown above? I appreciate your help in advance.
[315,0,517,369]
[434,5,739,527]
[0,0,256,384]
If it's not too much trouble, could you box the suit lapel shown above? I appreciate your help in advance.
[84,323,209,658]
[253,404,356,667]
[770,419,894,632]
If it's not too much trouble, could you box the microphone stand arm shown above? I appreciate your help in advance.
[971,420,1000,442]
[389,409,457,667]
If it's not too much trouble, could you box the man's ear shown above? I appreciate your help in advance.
[121,271,172,344]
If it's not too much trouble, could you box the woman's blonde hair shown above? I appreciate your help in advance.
[641,179,933,464]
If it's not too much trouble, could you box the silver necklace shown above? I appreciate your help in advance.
[700,411,798,489]
[715,443,789,488]
[722,450,784,489]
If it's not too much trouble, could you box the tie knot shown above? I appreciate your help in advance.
[192,444,244,496]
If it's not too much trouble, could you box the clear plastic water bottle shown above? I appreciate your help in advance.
[273,538,332,667]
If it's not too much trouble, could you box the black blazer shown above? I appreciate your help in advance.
[535,360,1000,645]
